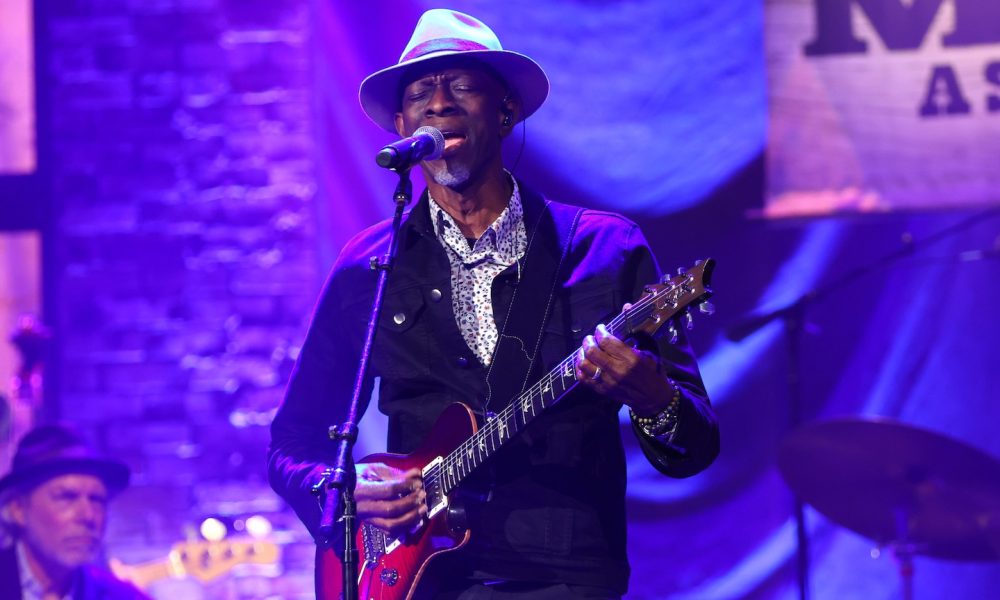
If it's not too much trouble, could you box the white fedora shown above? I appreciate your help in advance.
[359,9,549,133]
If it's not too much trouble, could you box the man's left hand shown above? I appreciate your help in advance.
[575,323,674,417]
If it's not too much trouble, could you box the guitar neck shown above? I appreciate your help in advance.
[433,300,660,494]
[434,354,578,494]
[430,263,712,495]
[111,558,175,589]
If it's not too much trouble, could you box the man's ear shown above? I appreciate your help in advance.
[3,497,26,527]
[499,96,519,135]
[394,113,406,137]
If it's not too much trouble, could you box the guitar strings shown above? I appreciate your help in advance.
[423,276,692,491]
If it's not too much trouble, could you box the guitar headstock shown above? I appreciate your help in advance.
[624,259,716,341]
[172,539,280,583]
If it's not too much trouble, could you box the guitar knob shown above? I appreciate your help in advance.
[699,301,715,315]
[668,323,679,344]
[683,311,694,330]
[380,567,399,586]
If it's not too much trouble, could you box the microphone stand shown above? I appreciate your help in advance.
[726,206,1000,600]
[317,168,414,600]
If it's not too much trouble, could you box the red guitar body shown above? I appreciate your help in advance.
[316,403,476,600]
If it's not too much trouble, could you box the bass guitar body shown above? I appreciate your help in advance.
[316,403,476,600]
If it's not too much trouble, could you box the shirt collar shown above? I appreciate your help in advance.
[16,542,79,600]
[428,173,524,264]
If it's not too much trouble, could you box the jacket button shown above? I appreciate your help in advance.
[393,312,406,325]
[455,356,469,368]
[429,288,443,302]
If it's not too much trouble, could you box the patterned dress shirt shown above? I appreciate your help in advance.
[428,177,527,366]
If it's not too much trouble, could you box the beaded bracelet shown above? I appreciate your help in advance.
[631,378,681,441]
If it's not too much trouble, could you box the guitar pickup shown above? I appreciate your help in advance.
[421,456,448,519]
[383,456,448,555]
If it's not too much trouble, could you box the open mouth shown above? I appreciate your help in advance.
[440,130,467,152]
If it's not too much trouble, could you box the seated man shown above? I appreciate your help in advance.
[0,424,149,600]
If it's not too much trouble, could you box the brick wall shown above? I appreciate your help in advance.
[46,2,318,596]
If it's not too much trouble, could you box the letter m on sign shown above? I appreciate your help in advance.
[805,0,1000,56]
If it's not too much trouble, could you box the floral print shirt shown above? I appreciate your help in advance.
[428,178,527,366]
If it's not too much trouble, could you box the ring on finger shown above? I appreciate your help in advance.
[592,366,603,382]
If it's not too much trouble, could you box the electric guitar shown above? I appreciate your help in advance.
[316,259,716,600]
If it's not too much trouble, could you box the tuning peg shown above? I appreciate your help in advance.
[683,310,695,330]
[668,322,679,344]
[676,266,687,275]
[699,301,715,315]
[694,259,703,266]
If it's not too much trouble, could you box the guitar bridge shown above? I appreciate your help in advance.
[361,522,386,562]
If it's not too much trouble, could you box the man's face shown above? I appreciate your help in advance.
[8,474,109,572]
[394,61,510,189]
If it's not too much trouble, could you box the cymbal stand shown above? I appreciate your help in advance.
[727,206,1000,600]
[893,506,916,600]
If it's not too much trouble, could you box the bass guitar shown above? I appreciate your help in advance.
[317,259,716,600]
[110,539,280,589]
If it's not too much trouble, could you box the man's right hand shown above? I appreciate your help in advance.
[353,463,427,538]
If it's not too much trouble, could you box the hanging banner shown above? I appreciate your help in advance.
[765,0,1000,217]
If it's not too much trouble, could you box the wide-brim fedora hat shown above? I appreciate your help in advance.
[0,424,129,500]
[359,9,549,133]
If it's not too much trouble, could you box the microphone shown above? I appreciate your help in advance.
[375,126,445,170]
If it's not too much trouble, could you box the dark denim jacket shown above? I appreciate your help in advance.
[268,182,719,592]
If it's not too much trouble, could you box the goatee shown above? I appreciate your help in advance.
[429,162,471,188]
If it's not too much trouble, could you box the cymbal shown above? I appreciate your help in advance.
[778,417,1000,561]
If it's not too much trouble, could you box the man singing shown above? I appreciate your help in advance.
[269,9,719,599]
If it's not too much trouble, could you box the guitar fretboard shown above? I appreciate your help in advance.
[424,269,705,496]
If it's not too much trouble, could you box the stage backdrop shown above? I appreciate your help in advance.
[765,0,1000,217]
[35,1,997,598]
